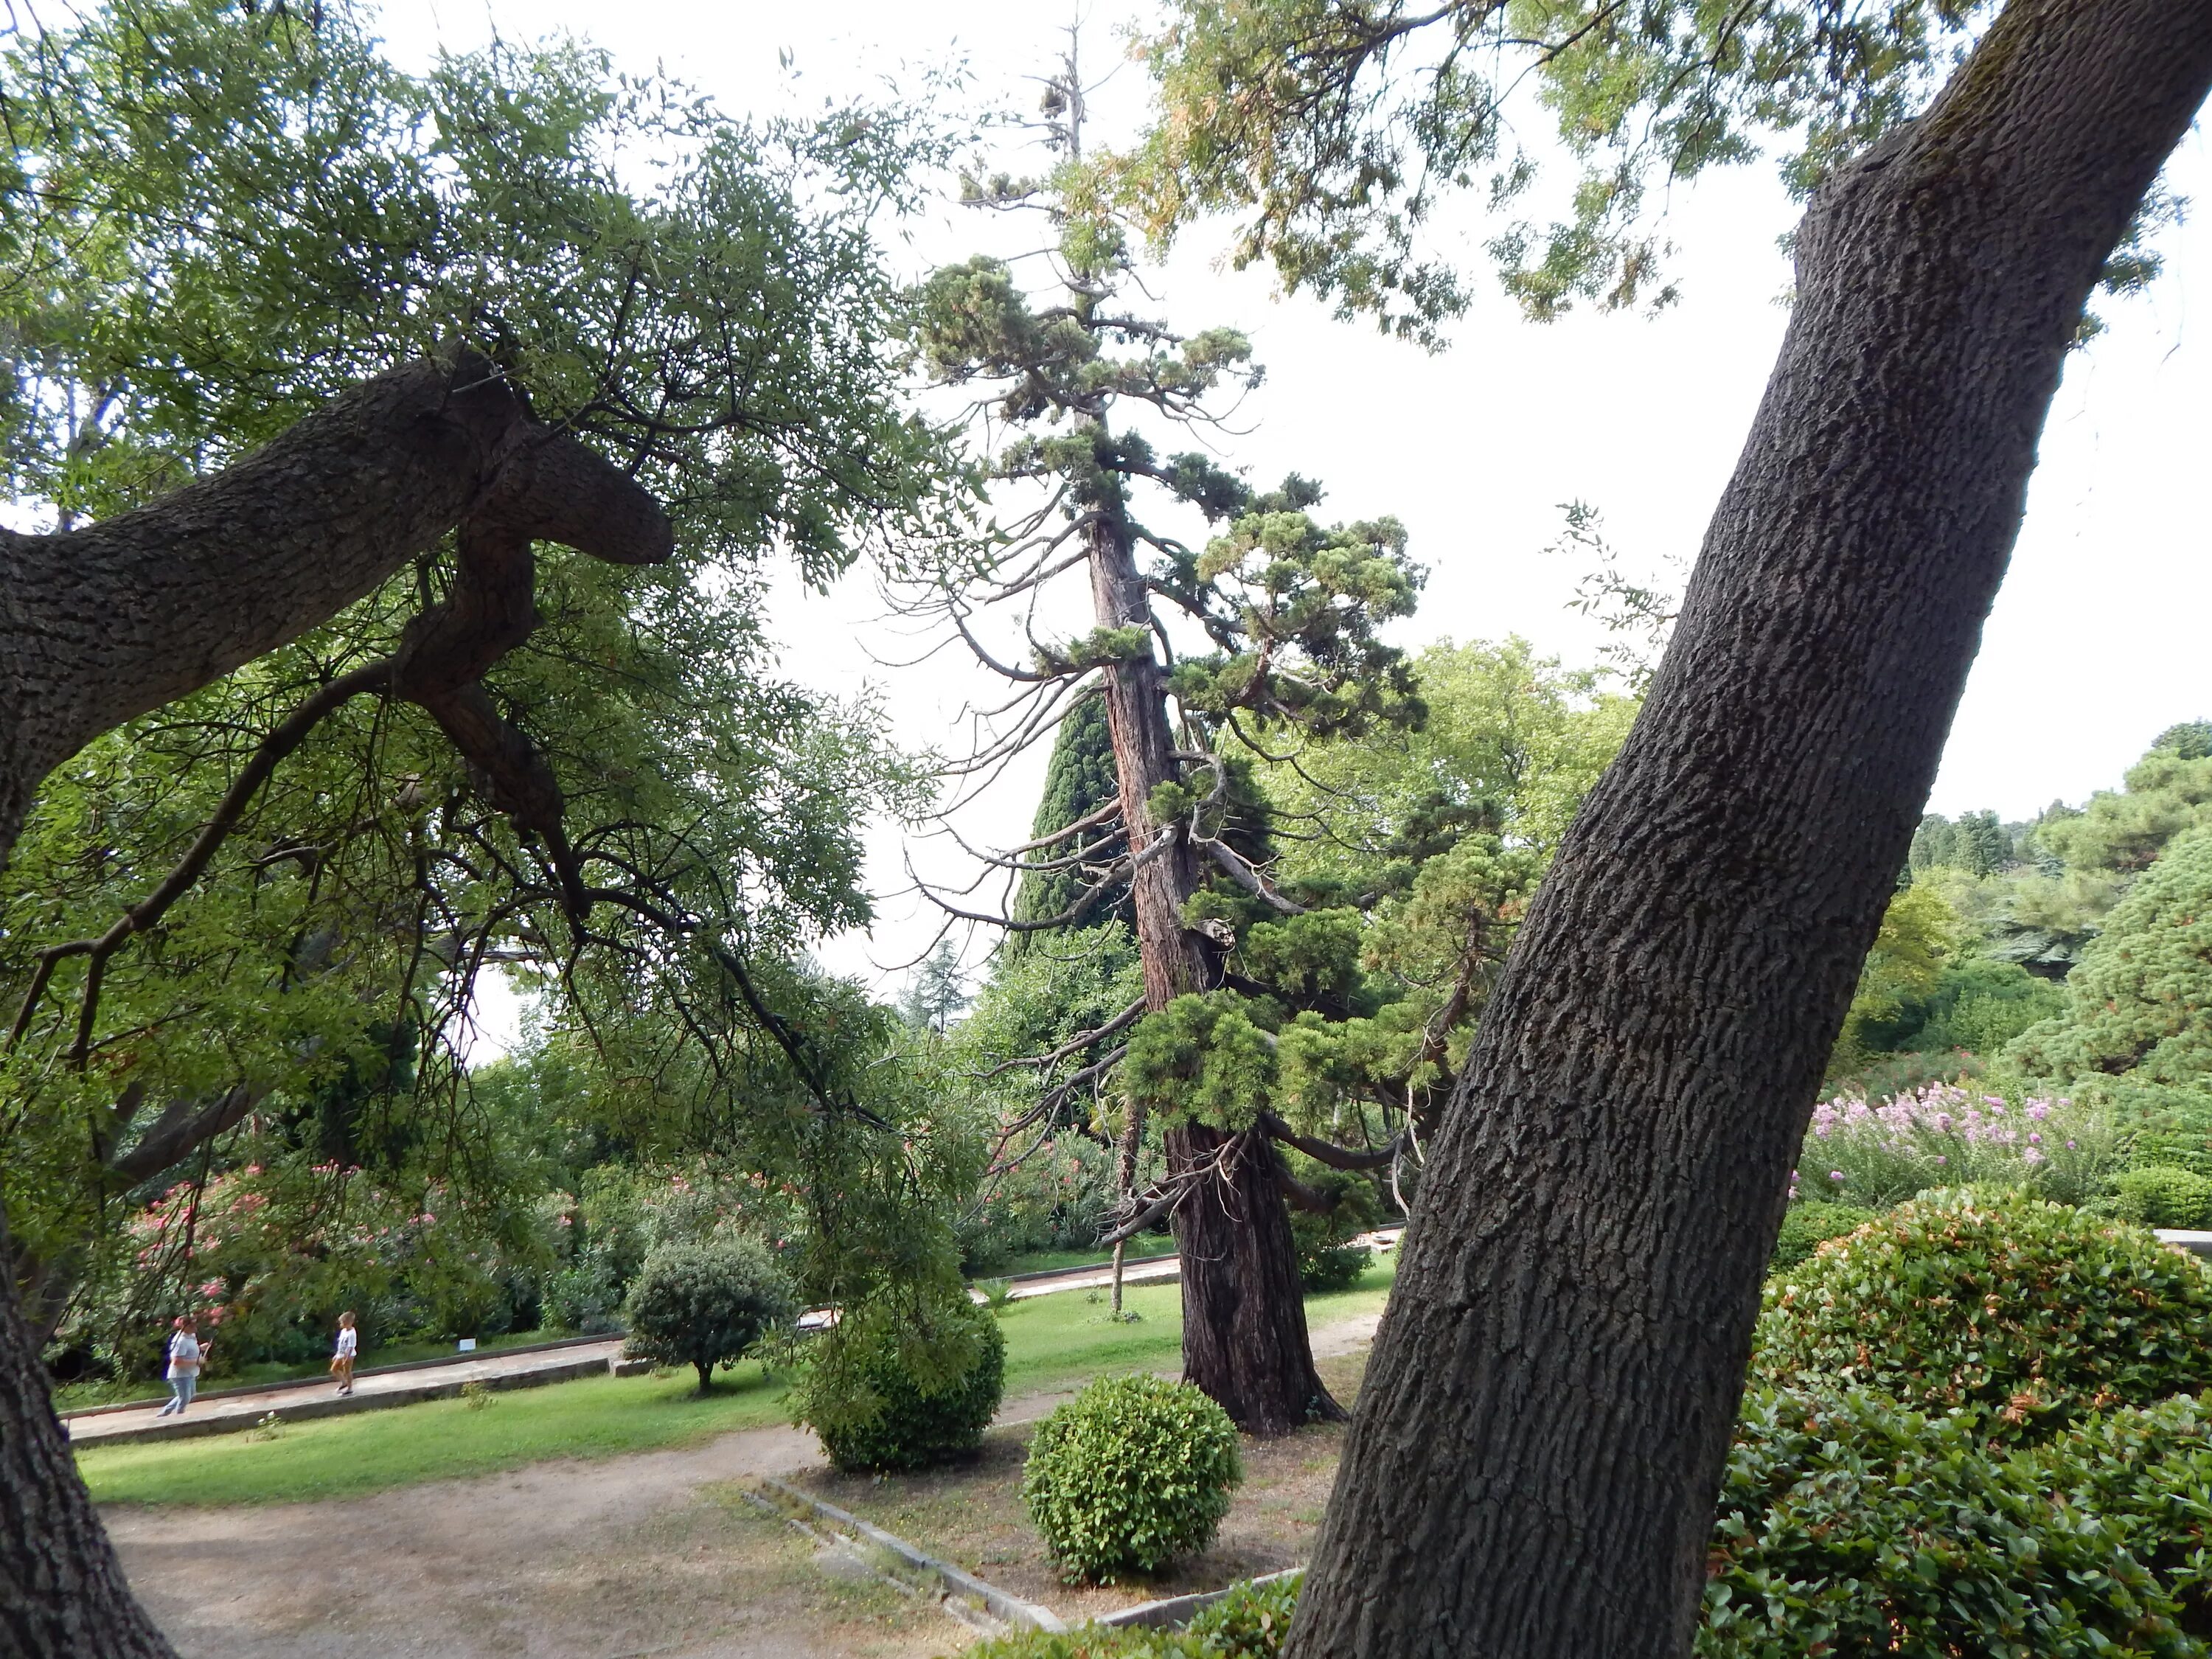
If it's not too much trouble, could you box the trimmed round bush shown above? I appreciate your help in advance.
[1754,1188,2212,1439]
[622,1237,794,1394]
[813,1300,1005,1472]
[1701,1387,2209,1658]
[1023,1373,1242,1582]
[1767,1203,1877,1273]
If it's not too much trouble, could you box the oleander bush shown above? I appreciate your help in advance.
[622,1237,795,1394]
[1023,1373,1243,1582]
[1753,1188,2212,1439]
[807,1298,1006,1472]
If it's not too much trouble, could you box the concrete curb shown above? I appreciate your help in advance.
[1097,1566,1304,1630]
[751,1474,1067,1634]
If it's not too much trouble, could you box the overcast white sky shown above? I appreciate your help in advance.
[375,0,2212,1009]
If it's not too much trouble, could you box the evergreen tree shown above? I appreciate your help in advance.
[1012,689,1133,937]
[903,35,1423,1432]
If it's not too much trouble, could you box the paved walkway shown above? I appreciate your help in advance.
[66,1338,625,1447]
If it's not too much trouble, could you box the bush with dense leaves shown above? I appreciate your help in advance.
[960,1572,1300,1658]
[1699,1388,2209,1658]
[1287,1166,1382,1292]
[2107,1165,2212,1229]
[1767,1203,1876,1273]
[1023,1374,1243,1582]
[1753,1188,2212,1439]
[622,1238,794,1394]
[810,1298,1006,1472]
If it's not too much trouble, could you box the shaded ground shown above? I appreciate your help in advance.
[798,1349,1369,1624]
[107,1421,958,1659]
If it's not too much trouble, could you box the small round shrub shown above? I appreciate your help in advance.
[813,1299,1005,1472]
[2107,1164,2212,1229]
[1767,1203,1877,1273]
[1023,1373,1242,1582]
[622,1237,794,1394]
[1754,1188,2212,1439]
[1700,1387,2207,1658]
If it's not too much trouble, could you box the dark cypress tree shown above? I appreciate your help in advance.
[1012,689,1134,938]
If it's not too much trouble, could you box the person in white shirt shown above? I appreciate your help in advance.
[331,1310,358,1396]
[157,1315,205,1416]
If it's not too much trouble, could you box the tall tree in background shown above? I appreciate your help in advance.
[903,35,1426,1431]
[0,2,953,1648]
[1121,2,2212,1654]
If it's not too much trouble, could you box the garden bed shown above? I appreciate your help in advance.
[790,1349,1368,1625]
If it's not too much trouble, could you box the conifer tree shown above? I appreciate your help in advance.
[902,35,1429,1430]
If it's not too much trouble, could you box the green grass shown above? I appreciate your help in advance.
[76,1256,1398,1510]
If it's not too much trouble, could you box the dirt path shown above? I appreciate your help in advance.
[105,1310,1383,1658]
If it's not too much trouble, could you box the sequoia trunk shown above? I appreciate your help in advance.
[1085,501,1333,1432]
[1289,4,2212,1655]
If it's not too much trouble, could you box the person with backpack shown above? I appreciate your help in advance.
[156,1314,206,1416]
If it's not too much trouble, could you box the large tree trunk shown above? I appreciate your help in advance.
[1085,499,1334,1433]
[0,352,668,1655]
[1288,4,2212,1655]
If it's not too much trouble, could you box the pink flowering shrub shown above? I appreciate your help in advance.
[1794,1083,2120,1209]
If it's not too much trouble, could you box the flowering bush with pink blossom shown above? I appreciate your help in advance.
[1792,1082,2121,1211]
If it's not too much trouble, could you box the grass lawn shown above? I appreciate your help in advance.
[77,1257,1397,1510]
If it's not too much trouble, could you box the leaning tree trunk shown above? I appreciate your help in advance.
[0,352,667,1655]
[1288,4,2212,1655]
[1085,495,1335,1433]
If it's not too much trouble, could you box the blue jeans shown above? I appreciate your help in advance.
[159,1374,196,1415]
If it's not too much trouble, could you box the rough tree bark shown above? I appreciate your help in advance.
[1085,494,1337,1434]
[1287,4,2212,1655]
[0,352,669,1657]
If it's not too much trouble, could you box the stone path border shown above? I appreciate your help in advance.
[746,1473,1067,1636]
[749,1472,1302,1640]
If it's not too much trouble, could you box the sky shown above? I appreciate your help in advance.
[371,0,2212,1013]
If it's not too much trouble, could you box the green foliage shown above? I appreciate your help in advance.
[2037,749,2212,877]
[1700,1388,2208,1659]
[621,1238,795,1394]
[2104,1166,2212,1231]
[2008,826,2212,1091]
[959,1573,1301,1659]
[900,942,972,1034]
[1754,1189,2212,1441]
[1287,1164,1382,1291]
[1767,1204,1875,1274]
[801,1296,1006,1472]
[1015,692,1135,936]
[956,1135,1120,1275]
[1022,1374,1243,1582]
[1119,4,2121,341]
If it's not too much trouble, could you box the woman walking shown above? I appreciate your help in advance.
[156,1314,205,1416]
[330,1310,358,1396]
